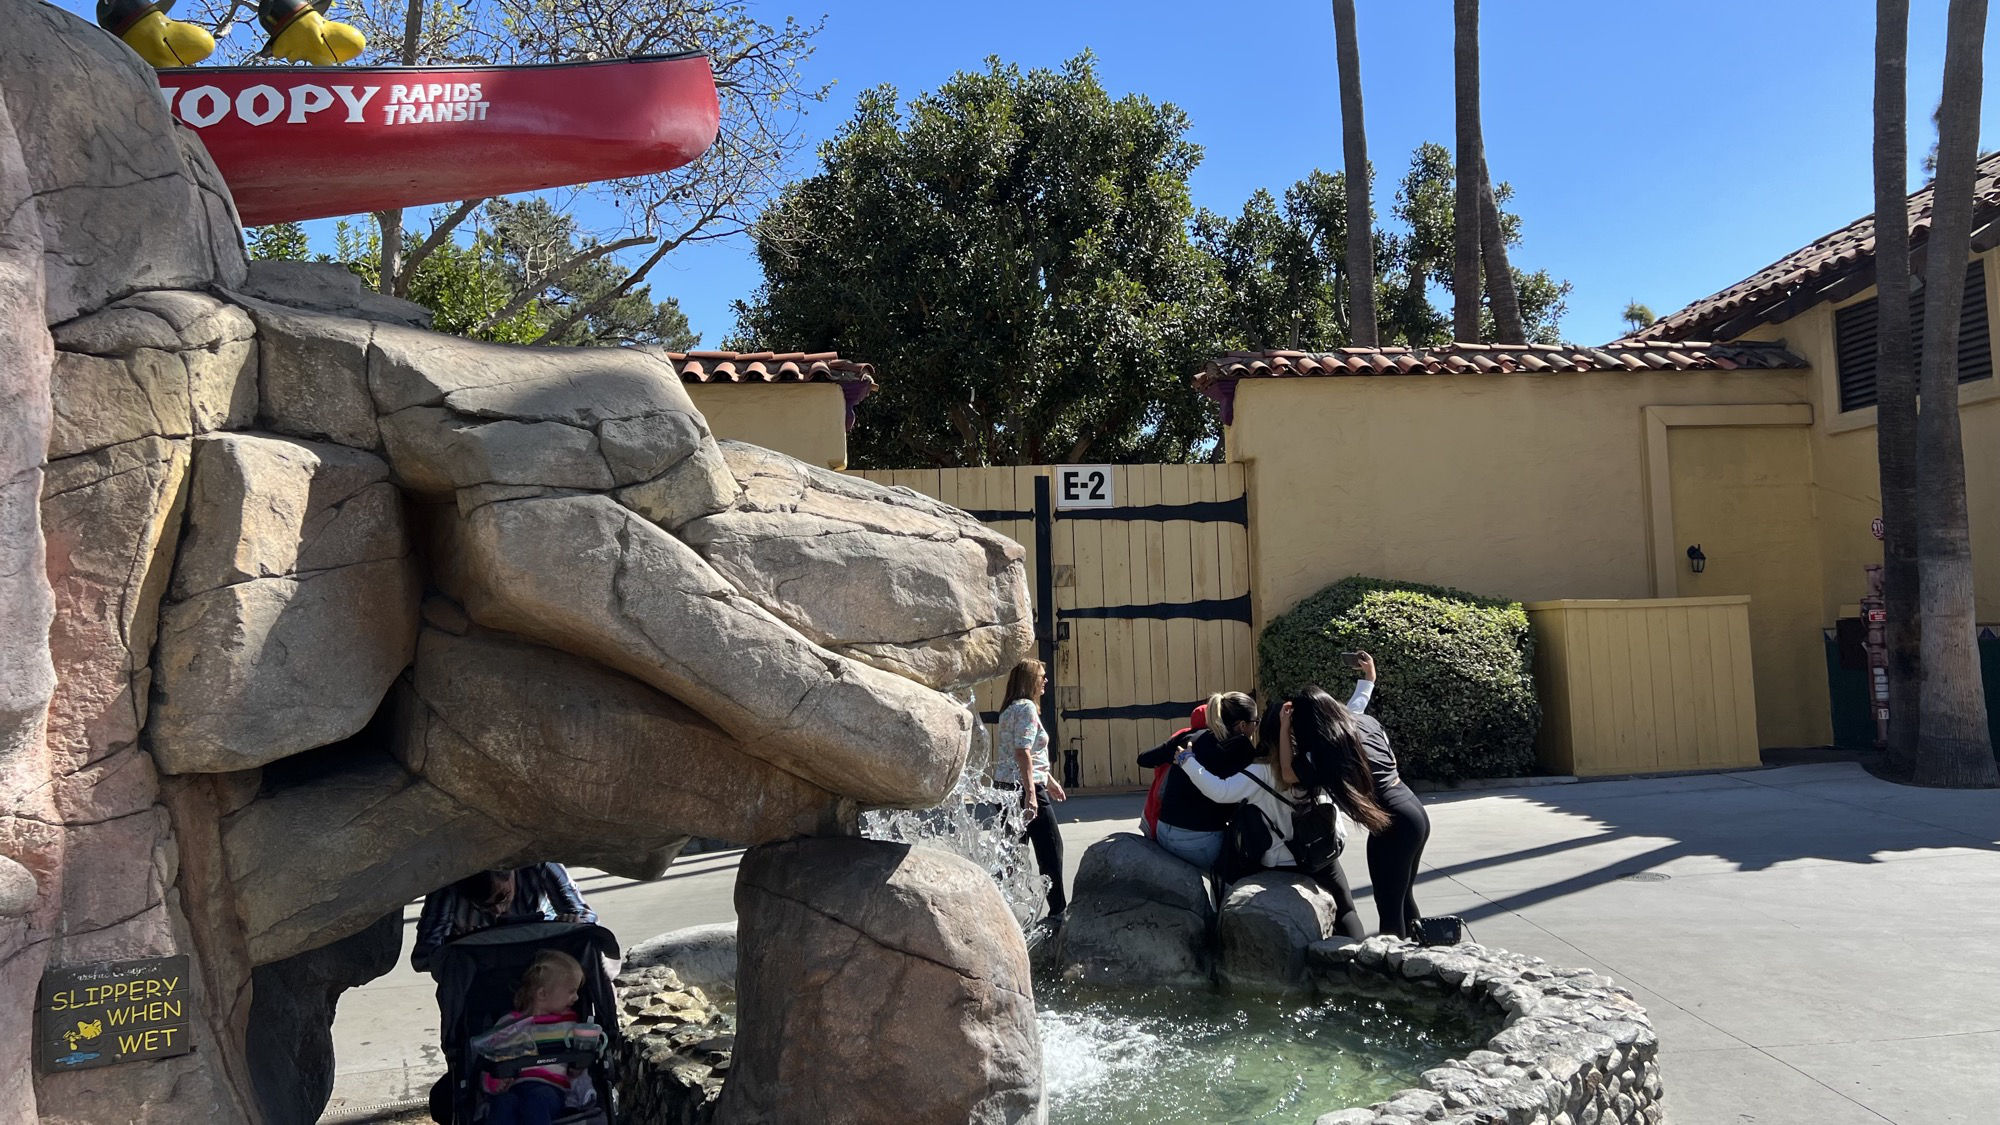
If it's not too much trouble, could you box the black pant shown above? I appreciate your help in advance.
[1299,861,1367,940]
[1366,782,1431,937]
[1017,782,1066,915]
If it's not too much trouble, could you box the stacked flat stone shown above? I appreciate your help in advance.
[1308,937,1663,1125]
[614,964,731,1125]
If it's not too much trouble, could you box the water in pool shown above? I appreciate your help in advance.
[1035,981,1491,1124]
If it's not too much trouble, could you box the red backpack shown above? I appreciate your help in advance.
[1140,704,1207,839]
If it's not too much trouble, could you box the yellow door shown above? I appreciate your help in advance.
[1667,425,1830,747]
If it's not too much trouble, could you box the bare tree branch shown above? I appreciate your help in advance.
[472,232,652,332]
[396,196,489,295]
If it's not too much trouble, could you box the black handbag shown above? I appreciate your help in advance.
[1408,915,1472,947]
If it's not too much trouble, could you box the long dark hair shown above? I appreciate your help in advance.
[1255,699,1284,761]
[1289,686,1391,833]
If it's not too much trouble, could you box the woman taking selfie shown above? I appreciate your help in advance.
[1280,684,1431,938]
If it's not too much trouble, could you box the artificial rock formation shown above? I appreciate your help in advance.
[719,839,1042,1125]
[1218,872,1344,992]
[0,4,1034,1122]
[1055,832,1213,988]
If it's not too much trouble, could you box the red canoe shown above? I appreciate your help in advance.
[156,54,720,226]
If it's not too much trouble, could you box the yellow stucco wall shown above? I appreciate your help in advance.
[1227,368,1831,748]
[1221,251,2000,754]
[1733,247,2000,625]
[683,382,851,470]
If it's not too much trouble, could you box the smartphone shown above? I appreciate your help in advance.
[1339,650,1365,668]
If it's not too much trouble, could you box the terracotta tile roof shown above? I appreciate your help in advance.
[1192,343,1807,424]
[655,349,876,430]
[657,349,877,388]
[1195,342,1807,388]
[1633,152,2000,343]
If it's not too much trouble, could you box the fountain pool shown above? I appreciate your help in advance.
[1035,979,1494,1125]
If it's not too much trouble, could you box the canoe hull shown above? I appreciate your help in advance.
[158,54,720,226]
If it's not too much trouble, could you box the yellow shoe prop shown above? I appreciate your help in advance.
[259,0,365,65]
[96,0,216,67]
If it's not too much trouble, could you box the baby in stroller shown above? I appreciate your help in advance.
[473,951,606,1125]
[428,920,623,1125]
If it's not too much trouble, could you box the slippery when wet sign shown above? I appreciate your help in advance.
[36,956,192,1072]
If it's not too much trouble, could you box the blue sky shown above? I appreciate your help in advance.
[55,0,2000,348]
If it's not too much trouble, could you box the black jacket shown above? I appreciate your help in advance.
[1137,729,1258,833]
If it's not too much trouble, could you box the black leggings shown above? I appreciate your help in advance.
[1020,783,1067,915]
[1366,783,1431,937]
[1302,861,1367,941]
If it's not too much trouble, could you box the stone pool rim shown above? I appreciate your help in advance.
[1306,936,1663,1125]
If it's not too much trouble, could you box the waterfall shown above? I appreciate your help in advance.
[861,691,1048,928]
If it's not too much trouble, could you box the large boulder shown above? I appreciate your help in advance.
[438,494,973,807]
[222,758,514,966]
[235,259,431,328]
[1218,872,1343,992]
[150,434,419,772]
[1056,832,1213,987]
[5,0,245,324]
[49,291,257,459]
[718,838,1042,1125]
[5,7,1041,1122]
[40,436,188,804]
[396,619,842,850]
[683,443,1033,692]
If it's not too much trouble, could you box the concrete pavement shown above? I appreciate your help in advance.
[322,764,2000,1124]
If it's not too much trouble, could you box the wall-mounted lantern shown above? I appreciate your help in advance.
[1686,544,1707,574]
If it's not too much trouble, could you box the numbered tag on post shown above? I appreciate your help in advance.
[1055,465,1115,510]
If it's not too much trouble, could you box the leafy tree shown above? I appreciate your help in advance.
[329,214,548,342]
[1392,143,1567,344]
[247,221,314,262]
[184,0,823,345]
[1620,301,1656,336]
[1195,143,1568,352]
[483,199,698,348]
[733,55,1228,468]
[244,205,694,347]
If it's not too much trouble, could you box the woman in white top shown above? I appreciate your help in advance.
[994,658,1066,917]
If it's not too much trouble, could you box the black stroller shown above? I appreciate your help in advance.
[427,921,623,1125]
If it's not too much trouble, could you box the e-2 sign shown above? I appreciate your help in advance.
[1056,466,1115,510]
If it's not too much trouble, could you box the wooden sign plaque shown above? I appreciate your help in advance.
[36,955,193,1073]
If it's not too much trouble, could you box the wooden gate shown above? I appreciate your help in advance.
[855,465,1253,790]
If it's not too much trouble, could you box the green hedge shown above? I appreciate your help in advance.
[1257,576,1540,783]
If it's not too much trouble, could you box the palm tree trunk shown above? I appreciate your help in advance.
[1873,0,1922,776]
[1333,0,1378,347]
[1912,0,1997,787]
[1451,0,1482,342]
[1478,160,1526,343]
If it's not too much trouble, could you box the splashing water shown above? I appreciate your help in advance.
[1036,982,1493,1125]
[861,693,1048,928]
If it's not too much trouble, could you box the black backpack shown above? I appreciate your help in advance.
[1239,771,1343,876]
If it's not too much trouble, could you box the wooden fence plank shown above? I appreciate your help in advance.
[1160,466,1197,739]
[1099,469,1139,785]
